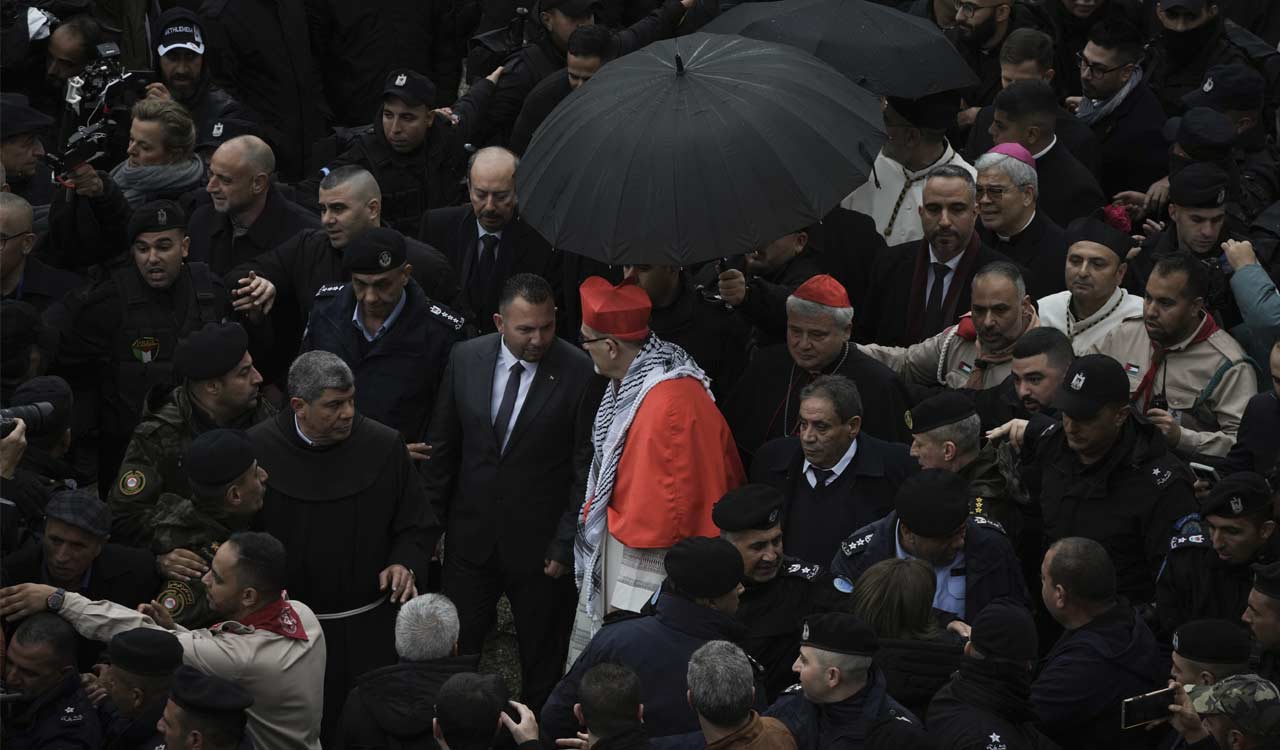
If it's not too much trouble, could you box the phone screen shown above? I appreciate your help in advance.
[1121,686,1178,729]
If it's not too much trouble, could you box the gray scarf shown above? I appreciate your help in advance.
[1075,67,1144,127]
[109,155,206,207]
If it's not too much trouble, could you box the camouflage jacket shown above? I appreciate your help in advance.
[107,385,275,546]
[148,491,247,629]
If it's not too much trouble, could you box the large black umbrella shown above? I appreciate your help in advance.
[704,0,977,98]
[517,33,884,266]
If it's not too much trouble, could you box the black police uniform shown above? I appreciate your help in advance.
[1,671,103,749]
[1221,390,1280,476]
[831,511,1028,624]
[1144,18,1260,117]
[1,256,84,314]
[302,277,464,442]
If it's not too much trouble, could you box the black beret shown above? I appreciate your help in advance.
[171,665,254,715]
[109,628,184,676]
[174,322,249,381]
[383,69,437,109]
[1252,560,1280,601]
[1202,472,1273,520]
[895,469,970,538]
[664,537,743,599]
[127,200,187,243]
[970,598,1037,661]
[1163,107,1237,158]
[12,376,74,436]
[187,429,255,490]
[713,485,784,532]
[906,391,976,434]
[1064,216,1133,261]
[1173,619,1252,664]
[801,612,878,656]
[1182,64,1266,113]
[342,227,407,274]
[1169,161,1230,209]
[886,90,961,132]
[45,489,112,538]
[0,93,54,140]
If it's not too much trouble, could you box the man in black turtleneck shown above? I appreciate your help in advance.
[249,350,439,741]
[1144,0,1259,117]
[928,599,1056,749]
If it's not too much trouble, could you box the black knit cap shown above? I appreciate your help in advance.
[1169,161,1230,209]
[109,628,184,676]
[342,227,407,274]
[174,321,249,381]
[127,200,187,243]
[1202,472,1273,520]
[895,469,970,538]
[970,598,1037,661]
[1064,216,1133,261]
[1173,619,1253,664]
[1252,560,1280,601]
[906,391,976,435]
[171,665,254,715]
[186,429,255,490]
[713,485,784,532]
[801,612,879,656]
[664,537,744,599]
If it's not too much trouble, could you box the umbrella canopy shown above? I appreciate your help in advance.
[704,0,977,98]
[517,32,885,266]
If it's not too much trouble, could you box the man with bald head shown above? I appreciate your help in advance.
[421,147,556,335]
[230,165,462,323]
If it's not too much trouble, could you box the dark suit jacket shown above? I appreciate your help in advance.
[856,235,1011,346]
[420,206,560,335]
[978,210,1068,301]
[1034,140,1106,228]
[186,183,320,276]
[422,333,594,571]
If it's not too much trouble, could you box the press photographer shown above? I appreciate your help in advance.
[0,383,75,557]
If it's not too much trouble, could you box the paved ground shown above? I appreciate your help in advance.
[479,596,524,700]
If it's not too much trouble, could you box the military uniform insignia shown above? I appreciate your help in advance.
[378,250,393,268]
[119,470,146,496]
[1151,467,1172,486]
[1124,363,1141,376]
[212,122,224,137]
[395,73,408,86]
[1216,188,1226,205]
[985,732,1007,750]
[768,508,779,524]
[1070,371,1086,390]
[315,283,346,297]
[784,562,820,580]
[60,705,84,723]
[1169,531,1208,550]
[131,336,161,363]
[428,304,465,331]
[1203,77,1214,92]
[801,623,809,640]
[903,410,913,429]
[971,515,1006,535]
[958,361,974,375]
[159,580,196,617]
[157,208,167,223]
[840,530,874,556]
[782,683,803,695]
[1230,496,1244,514]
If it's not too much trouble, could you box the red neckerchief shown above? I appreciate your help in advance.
[1133,313,1220,409]
[228,596,309,641]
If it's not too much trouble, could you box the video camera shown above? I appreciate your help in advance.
[467,6,532,83]
[0,402,54,439]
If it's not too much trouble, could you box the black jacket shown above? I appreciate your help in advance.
[1,670,102,749]
[199,0,329,179]
[648,276,749,400]
[830,511,1029,624]
[1086,80,1170,198]
[187,183,321,276]
[951,2,1051,110]
[751,435,919,566]
[301,278,465,442]
[1019,412,1200,604]
[1045,0,1143,99]
[1144,20,1258,117]
[731,248,825,350]
[337,654,480,749]
[856,235,1010,346]
[765,666,929,750]
[421,334,594,572]
[1156,525,1278,638]
[541,591,758,741]
[2,256,84,313]
[978,210,1068,302]
[928,659,1059,750]
[229,227,462,321]
[874,636,965,722]
[420,204,559,335]
[1033,140,1105,229]
[509,71,572,156]
[966,106,1100,179]
[1219,390,1280,475]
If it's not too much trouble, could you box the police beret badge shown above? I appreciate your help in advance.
[1203,77,1214,92]
[802,622,810,640]
[157,208,167,223]
[378,250,393,268]
[212,122,224,138]
[1230,496,1244,514]
[395,73,408,86]
[903,410,913,429]
[1070,371,1086,390]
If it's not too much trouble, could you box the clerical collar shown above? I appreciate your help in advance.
[997,211,1036,242]
[1031,135,1058,161]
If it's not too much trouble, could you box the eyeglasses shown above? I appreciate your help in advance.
[975,184,1010,199]
[1076,51,1129,78]
[956,1,1008,18]
[578,333,612,347]
[0,231,33,247]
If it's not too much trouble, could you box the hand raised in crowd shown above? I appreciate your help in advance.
[68,163,104,198]
[985,418,1028,451]
[1145,176,1171,216]
[500,700,541,745]
[144,82,173,101]
[379,564,417,604]
[0,583,56,620]
[0,417,27,479]
[138,599,177,630]
[1145,408,1182,448]
[718,268,748,306]
[1222,239,1258,271]
[1166,680,1208,743]
[232,270,276,315]
[157,548,208,581]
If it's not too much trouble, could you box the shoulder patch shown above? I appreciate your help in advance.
[159,580,197,618]
[782,683,804,695]
[971,514,1007,535]
[840,530,875,557]
[1169,530,1210,551]
[315,283,346,297]
[119,470,146,496]
[784,561,822,580]
[59,704,86,725]
[427,303,465,332]
[1150,466,1174,487]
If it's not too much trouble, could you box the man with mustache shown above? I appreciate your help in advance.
[1037,215,1142,353]
[970,326,1073,434]
[1091,251,1258,458]
[950,0,1051,129]
[713,484,847,701]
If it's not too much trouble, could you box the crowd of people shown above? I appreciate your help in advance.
[3,0,1280,748]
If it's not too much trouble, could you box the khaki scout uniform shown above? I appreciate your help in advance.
[1090,313,1258,457]
[861,318,1012,391]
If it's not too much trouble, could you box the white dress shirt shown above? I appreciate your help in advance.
[801,438,858,488]
[491,340,539,450]
[923,246,965,306]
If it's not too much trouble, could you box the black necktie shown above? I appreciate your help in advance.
[493,361,524,448]
[812,468,835,490]
[922,262,951,337]
[475,233,498,297]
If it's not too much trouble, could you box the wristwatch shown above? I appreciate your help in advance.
[47,588,66,612]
